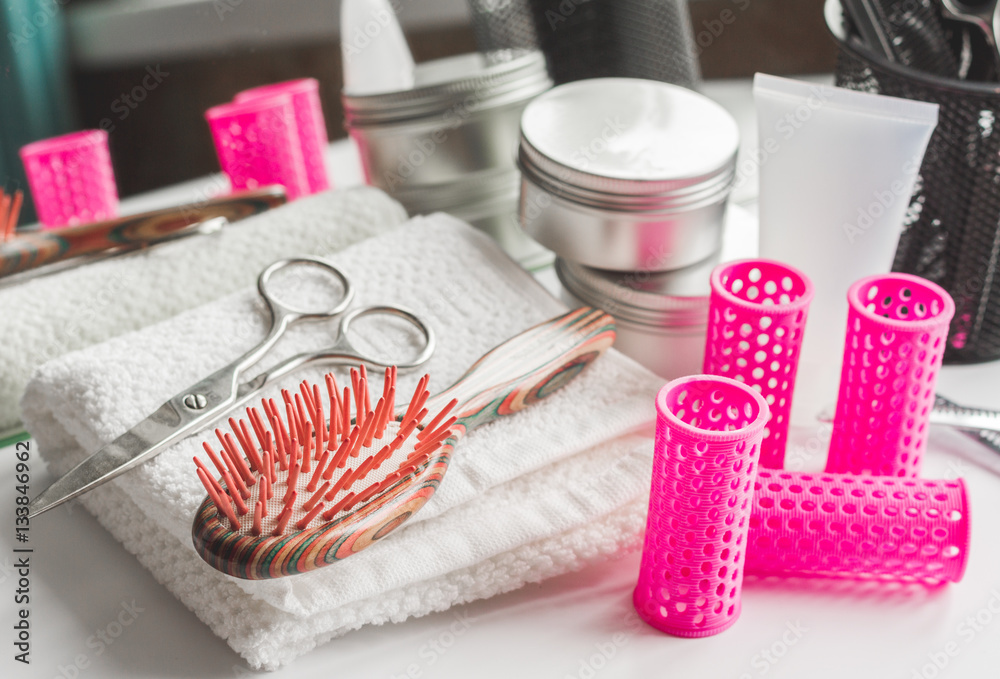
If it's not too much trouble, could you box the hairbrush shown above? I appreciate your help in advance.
[191,306,616,579]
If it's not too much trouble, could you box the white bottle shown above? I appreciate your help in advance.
[341,0,416,95]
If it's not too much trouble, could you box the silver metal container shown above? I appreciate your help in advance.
[555,207,758,379]
[557,255,713,380]
[518,78,739,272]
[343,50,551,190]
[391,169,553,271]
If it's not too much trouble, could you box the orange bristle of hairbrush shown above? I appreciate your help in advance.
[418,399,457,441]
[325,374,341,446]
[325,427,357,476]
[322,491,355,521]
[311,383,326,453]
[192,366,451,537]
[197,468,239,529]
[307,449,331,492]
[252,500,263,536]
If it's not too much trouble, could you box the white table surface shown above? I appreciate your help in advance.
[4,77,1000,679]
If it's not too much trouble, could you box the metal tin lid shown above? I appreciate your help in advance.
[343,50,551,126]
[556,254,718,330]
[519,78,739,211]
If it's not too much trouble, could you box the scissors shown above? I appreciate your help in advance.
[28,256,436,518]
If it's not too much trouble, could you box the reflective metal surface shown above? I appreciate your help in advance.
[518,79,738,271]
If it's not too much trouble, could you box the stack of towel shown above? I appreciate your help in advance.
[22,214,663,669]
[0,187,408,435]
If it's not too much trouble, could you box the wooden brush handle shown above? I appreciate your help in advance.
[425,306,617,440]
[192,307,617,580]
[0,186,286,278]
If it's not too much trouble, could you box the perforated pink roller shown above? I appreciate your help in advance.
[826,274,955,477]
[19,129,119,229]
[703,259,813,469]
[205,95,309,201]
[234,79,331,195]
[634,375,769,638]
[746,470,970,584]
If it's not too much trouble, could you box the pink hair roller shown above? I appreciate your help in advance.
[234,78,331,195]
[205,95,310,201]
[703,259,814,469]
[746,470,970,584]
[826,274,955,477]
[634,375,769,638]
[19,129,119,229]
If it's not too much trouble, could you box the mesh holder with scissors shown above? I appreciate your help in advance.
[27,256,436,519]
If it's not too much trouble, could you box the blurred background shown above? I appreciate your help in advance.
[0,0,832,219]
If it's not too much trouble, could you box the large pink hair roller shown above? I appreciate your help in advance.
[826,274,955,477]
[703,259,813,469]
[19,129,119,229]
[746,470,970,584]
[634,375,769,638]
[205,95,310,200]
[234,78,331,195]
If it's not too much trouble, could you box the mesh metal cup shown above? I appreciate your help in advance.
[828,0,1000,363]
[525,0,701,88]
[467,0,540,52]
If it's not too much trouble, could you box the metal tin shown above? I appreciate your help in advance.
[343,50,551,190]
[518,78,739,272]
[557,255,713,379]
[391,169,553,271]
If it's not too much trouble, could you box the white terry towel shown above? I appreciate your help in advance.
[22,215,663,669]
[0,187,408,434]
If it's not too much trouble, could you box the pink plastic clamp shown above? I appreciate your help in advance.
[634,375,769,638]
[703,259,814,469]
[746,470,970,584]
[205,95,310,201]
[19,130,119,229]
[234,78,330,195]
[826,274,955,477]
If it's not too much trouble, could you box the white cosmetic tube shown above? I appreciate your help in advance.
[753,73,939,426]
[341,0,415,95]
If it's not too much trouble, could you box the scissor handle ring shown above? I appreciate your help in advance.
[338,305,437,371]
[257,256,355,321]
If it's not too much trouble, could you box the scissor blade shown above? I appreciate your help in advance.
[28,401,185,518]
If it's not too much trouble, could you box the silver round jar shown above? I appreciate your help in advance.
[556,254,717,380]
[343,50,552,190]
[390,168,553,271]
[519,78,739,272]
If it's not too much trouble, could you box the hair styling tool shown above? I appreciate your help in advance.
[819,394,1000,452]
[0,186,286,283]
[190,307,616,578]
[634,375,769,637]
[703,259,814,469]
[746,469,970,584]
[826,274,955,477]
[19,129,119,228]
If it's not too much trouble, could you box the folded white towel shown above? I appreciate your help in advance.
[22,215,662,669]
[0,187,408,434]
